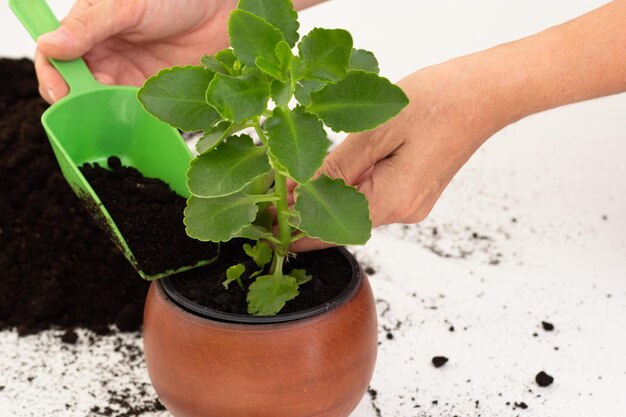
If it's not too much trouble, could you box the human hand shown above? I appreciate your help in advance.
[35,0,236,103]
[290,58,513,252]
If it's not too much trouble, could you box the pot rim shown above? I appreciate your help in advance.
[160,246,362,325]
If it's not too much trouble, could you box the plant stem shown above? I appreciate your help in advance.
[273,172,292,255]
[252,119,267,145]
[252,119,292,275]
[271,254,285,276]
[290,232,306,243]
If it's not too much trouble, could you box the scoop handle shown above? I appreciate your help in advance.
[9,0,102,96]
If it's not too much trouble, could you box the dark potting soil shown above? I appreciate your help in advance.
[0,58,151,335]
[432,356,449,368]
[79,157,219,275]
[168,245,353,315]
[535,371,554,387]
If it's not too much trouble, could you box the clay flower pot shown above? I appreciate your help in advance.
[143,247,378,417]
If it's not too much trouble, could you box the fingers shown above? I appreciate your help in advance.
[289,237,335,253]
[319,125,402,186]
[35,49,68,104]
[37,0,132,60]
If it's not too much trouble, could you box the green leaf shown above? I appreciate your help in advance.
[271,80,291,106]
[295,174,371,245]
[187,134,271,198]
[349,48,379,74]
[184,194,259,242]
[308,70,409,132]
[294,79,325,106]
[224,263,245,289]
[243,241,273,268]
[229,9,284,67]
[242,171,274,195]
[239,0,299,47]
[265,106,329,183]
[247,274,299,315]
[138,66,220,131]
[201,48,242,76]
[195,121,232,154]
[297,28,352,82]
[256,56,285,81]
[275,41,293,69]
[206,69,270,122]
[289,268,312,285]
[236,224,275,241]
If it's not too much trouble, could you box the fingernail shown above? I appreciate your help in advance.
[47,88,57,103]
[39,28,69,46]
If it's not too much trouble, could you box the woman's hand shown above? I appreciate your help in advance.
[35,0,236,103]
[290,57,513,252]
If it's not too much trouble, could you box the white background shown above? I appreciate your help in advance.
[1,1,625,416]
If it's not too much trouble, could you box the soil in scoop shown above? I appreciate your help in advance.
[80,157,218,275]
[168,245,353,315]
[0,58,147,334]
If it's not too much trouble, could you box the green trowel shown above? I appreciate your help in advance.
[9,0,216,280]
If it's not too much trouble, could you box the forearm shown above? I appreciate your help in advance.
[462,0,626,128]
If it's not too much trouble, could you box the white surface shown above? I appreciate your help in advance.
[1,1,625,416]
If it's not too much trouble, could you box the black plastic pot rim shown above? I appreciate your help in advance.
[160,246,362,325]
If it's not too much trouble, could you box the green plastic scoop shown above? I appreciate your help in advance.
[10,0,215,280]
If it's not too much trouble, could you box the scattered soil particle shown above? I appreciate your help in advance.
[367,387,382,417]
[61,329,78,345]
[542,321,555,331]
[365,266,376,275]
[536,371,554,387]
[368,387,378,401]
[514,401,529,409]
[0,58,149,335]
[386,332,394,340]
[432,356,449,368]
[80,157,219,276]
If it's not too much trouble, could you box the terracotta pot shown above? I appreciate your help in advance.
[143,247,378,417]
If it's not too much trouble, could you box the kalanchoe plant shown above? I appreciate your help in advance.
[138,0,408,316]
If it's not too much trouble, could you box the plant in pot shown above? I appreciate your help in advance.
[137,0,408,416]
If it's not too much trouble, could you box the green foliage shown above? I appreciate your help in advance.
[206,69,270,122]
[139,0,409,316]
[294,79,325,106]
[295,175,371,245]
[201,49,240,75]
[224,263,245,289]
[265,106,329,183]
[247,274,299,315]
[184,194,259,242]
[195,121,233,154]
[187,134,271,198]
[138,66,219,131]
[238,0,299,47]
[297,28,352,82]
[349,48,379,74]
[289,269,313,285]
[228,10,284,67]
[243,241,273,268]
[308,70,409,132]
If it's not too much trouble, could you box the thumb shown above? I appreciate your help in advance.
[319,127,402,186]
[37,1,131,59]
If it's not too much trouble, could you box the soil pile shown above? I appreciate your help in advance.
[0,58,148,335]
